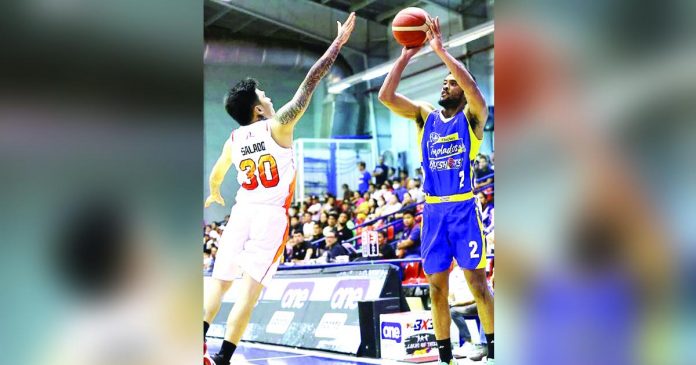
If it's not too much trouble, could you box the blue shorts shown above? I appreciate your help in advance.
[421,199,487,274]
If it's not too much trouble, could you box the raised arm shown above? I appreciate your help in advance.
[378,46,434,129]
[204,138,233,208]
[270,12,356,147]
[427,17,488,138]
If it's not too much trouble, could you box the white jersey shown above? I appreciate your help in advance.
[229,119,296,208]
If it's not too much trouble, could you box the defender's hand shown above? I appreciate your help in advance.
[335,12,356,47]
[426,16,444,53]
[204,194,225,208]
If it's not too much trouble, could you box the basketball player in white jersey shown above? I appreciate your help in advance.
[202,12,355,365]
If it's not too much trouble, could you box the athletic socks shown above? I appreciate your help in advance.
[217,340,237,364]
[485,333,495,359]
[437,338,453,363]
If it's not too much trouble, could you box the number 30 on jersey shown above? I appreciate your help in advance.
[239,154,280,190]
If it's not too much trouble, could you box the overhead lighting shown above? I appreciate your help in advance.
[447,22,494,48]
[328,82,351,94]
[360,63,394,81]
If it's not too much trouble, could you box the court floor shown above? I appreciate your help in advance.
[207,339,480,365]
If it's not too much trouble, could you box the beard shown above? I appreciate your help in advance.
[438,95,463,109]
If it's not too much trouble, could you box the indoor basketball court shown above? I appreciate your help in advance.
[204,1,494,364]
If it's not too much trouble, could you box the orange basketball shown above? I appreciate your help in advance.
[392,7,431,48]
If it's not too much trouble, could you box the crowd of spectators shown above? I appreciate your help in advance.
[204,154,494,271]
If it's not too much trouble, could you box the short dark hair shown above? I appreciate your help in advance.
[224,78,260,126]
[358,161,366,168]
[403,209,416,218]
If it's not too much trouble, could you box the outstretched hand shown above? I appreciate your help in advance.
[335,12,356,47]
[204,194,225,208]
[426,16,444,53]
[401,45,422,59]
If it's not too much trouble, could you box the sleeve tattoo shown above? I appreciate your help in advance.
[275,41,341,125]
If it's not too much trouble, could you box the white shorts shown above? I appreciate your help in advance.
[212,202,288,286]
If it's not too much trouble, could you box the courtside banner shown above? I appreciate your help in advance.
[207,263,401,354]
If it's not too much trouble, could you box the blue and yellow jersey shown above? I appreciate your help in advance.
[419,109,481,199]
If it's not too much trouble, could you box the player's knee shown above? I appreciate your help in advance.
[428,282,448,301]
[468,278,489,299]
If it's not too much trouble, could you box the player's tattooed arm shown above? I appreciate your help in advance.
[274,44,340,126]
[273,12,356,129]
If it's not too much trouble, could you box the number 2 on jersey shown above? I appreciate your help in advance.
[240,154,280,190]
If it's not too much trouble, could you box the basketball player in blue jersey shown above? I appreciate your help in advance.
[379,17,494,365]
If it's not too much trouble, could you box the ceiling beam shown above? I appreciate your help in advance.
[205,8,232,27]
[376,1,423,23]
[349,0,378,12]
[210,0,372,55]
[230,17,256,33]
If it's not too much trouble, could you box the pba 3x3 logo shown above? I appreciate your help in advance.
[406,318,434,332]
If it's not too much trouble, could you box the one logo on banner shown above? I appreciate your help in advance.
[381,322,402,343]
[314,312,348,338]
[330,279,369,310]
[281,282,315,309]
[265,311,295,334]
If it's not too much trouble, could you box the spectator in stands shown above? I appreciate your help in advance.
[399,170,409,186]
[323,229,349,262]
[323,212,338,236]
[322,194,336,213]
[289,230,313,263]
[338,212,355,230]
[318,212,329,228]
[474,154,494,188]
[381,194,403,217]
[301,212,315,240]
[396,210,421,258]
[307,195,322,220]
[372,196,387,217]
[401,192,414,207]
[373,183,393,203]
[335,214,354,243]
[377,230,397,259]
[373,157,389,186]
[367,183,376,196]
[351,191,364,207]
[311,224,324,243]
[408,179,425,203]
[392,180,408,202]
[339,201,352,216]
[289,215,301,233]
[357,161,371,195]
[204,235,217,252]
[341,183,352,202]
